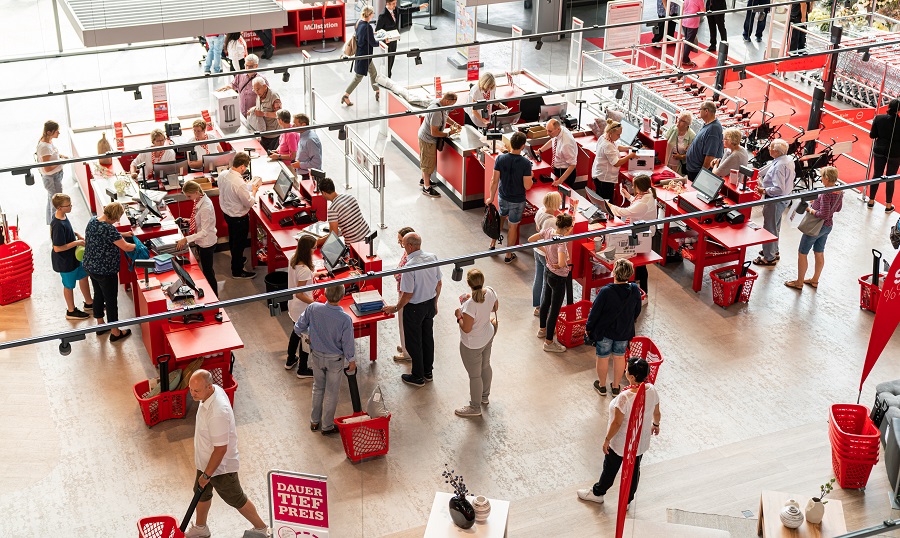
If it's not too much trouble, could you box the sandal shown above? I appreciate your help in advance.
[784,280,804,290]
[341,95,353,107]
[753,256,777,266]
[375,91,380,102]
[504,253,518,264]
[110,328,132,342]
[804,279,818,288]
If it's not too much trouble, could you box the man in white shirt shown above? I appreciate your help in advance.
[754,138,796,266]
[187,119,222,170]
[176,181,219,297]
[184,370,268,538]
[217,152,261,279]
[540,119,579,188]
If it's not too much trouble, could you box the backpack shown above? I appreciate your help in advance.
[482,204,503,243]
[342,33,357,57]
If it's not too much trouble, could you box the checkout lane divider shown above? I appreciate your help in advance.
[4,173,897,354]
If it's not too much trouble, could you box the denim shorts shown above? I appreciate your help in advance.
[60,263,88,290]
[595,337,629,357]
[798,225,833,255]
[498,197,527,224]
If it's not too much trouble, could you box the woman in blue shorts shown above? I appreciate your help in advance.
[785,166,842,290]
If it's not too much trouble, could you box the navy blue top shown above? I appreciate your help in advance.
[685,119,724,174]
[82,217,123,276]
[495,153,532,204]
[50,216,78,273]
[586,282,642,342]
[353,20,375,76]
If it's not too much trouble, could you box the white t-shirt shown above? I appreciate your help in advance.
[465,86,495,128]
[607,383,660,456]
[459,287,498,350]
[188,136,222,163]
[36,141,62,176]
[132,148,176,178]
[287,263,314,322]
[592,136,620,184]
[610,192,658,234]
[194,384,240,476]
[226,37,246,62]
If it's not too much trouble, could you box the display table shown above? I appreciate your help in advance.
[423,492,509,537]
[757,491,846,537]
[657,188,776,292]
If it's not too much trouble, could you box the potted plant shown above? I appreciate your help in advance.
[805,478,836,525]
[442,464,475,529]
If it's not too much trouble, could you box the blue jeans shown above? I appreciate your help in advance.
[799,225,832,254]
[532,251,546,308]
[761,200,789,261]
[203,35,225,74]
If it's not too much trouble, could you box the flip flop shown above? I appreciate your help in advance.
[804,279,818,288]
[753,256,777,267]
[784,280,804,290]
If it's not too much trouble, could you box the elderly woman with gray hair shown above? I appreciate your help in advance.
[711,128,749,177]
[753,138,796,266]
[663,112,695,175]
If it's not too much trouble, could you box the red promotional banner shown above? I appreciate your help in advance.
[860,257,900,391]
[268,470,329,537]
[615,383,646,538]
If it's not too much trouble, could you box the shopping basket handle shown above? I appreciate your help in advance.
[344,367,363,414]
[180,483,209,532]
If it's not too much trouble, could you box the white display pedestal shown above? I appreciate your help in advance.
[424,492,509,537]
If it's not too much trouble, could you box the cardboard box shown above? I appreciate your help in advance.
[628,149,655,172]
[527,126,548,139]
[212,89,240,132]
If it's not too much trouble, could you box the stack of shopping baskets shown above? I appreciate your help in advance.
[829,404,880,489]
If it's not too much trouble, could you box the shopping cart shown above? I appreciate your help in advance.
[334,368,391,463]
[138,484,208,537]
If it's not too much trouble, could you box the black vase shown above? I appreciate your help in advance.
[448,495,476,529]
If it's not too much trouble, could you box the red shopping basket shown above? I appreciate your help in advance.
[859,274,884,313]
[0,240,32,271]
[334,412,391,462]
[555,300,592,348]
[625,336,664,384]
[137,516,184,538]
[134,367,237,427]
[710,263,758,308]
[831,449,877,489]
[830,404,879,441]
[0,267,33,305]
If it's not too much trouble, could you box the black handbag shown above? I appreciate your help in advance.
[435,137,446,151]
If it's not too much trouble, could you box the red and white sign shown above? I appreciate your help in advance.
[467,45,480,82]
[615,383,646,538]
[152,83,169,122]
[434,77,443,98]
[860,255,900,392]
[268,470,329,538]
[114,121,125,150]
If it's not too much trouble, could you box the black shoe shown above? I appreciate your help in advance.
[756,36,763,42]
[424,373,433,382]
[97,329,110,336]
[321,427,340,435]
[66,308,90,320]
[263,45,275,59]
[422,186,441,198]
[296,367,314,379]
[420,178,425,186]
[402,374,426,387]
[708,45,717,53]
[83,303,93,311]
[285,356,298,370]
[110,329,132,343]
[593,380,607,396]
[743,35,751,42]
[232,270,256,279]
[611,384,621,396]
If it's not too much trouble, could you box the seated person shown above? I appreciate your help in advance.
[187,119,222,170]
[316,177,372,248]
[130,128,175,180]
[711,127,749,177]
[268,109,299,162]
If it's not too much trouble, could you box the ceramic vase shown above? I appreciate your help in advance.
[805,498,825,525]
[448,495,475,529]
[472,495,491,523]
[780,499,805,529]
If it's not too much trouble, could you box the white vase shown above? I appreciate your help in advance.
[805,498,825,525]
[472,495,491,523]
[780,499,805,529]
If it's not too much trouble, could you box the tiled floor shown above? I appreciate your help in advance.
[3,1,900,536]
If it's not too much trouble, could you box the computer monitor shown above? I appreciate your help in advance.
[320,231,349,272]
[171,259,199,296]
[139,190,164,219]
[493,110,521,132]
[619,119,640,148]
[693,169,726,204]
[154,159,189,179]
[273,171,295,204]
[539,101,569,122]
[202,151,236,173]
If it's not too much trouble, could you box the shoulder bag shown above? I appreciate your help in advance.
[798,211,824,236]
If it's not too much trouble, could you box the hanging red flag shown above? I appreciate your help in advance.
[860,255,900,391]
[615,383,646,538]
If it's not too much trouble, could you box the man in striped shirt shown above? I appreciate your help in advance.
[316,177,372,247]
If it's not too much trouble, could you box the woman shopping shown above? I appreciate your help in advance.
[453,269,499,418]
[606,175,657,294]
[711,128,749,177]
[341,6,379,106]
[37,120,70,225]
[532,192,562,317]
[591,120,638,200]
[392,227,416,362]
[664,112,695,176]
[286,234,317,377]
[529,213,575,354]
[586,259,642,396]
[868,99,900,212]
[577,357,661,506]
[785,166,842,290]
[82,202,136,342]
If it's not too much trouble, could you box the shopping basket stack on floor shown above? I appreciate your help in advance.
[0,240,33,305]
[829,403,880,489]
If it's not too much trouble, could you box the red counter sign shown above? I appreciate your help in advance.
[268,470,329,537]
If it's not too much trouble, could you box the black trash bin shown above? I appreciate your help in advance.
[264,271,289,312]
[398,3,414,29]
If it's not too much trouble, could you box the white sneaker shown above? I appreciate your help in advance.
[536,328,547,338]
[185,524,211,538]
[577,489,604,504]
[543,341,567,353]
[455,405,482,417]
[242,527,269,538]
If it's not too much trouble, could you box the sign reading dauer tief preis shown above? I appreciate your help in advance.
[268,470,329,538]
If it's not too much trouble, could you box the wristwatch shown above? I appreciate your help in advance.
[201,472,211,480]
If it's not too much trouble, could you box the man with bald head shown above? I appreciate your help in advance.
[184,370,268,538]
[539,118,578,188]
[384,233,442,387]
[248,77,282,152]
